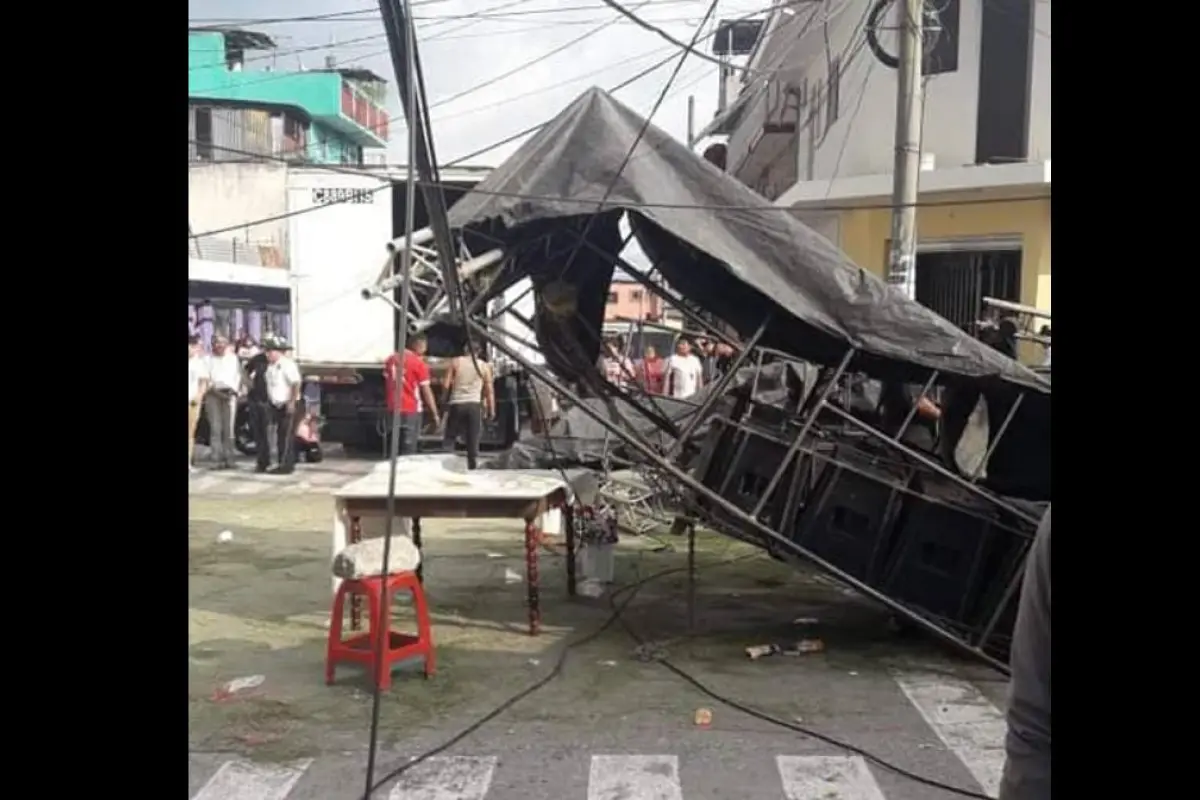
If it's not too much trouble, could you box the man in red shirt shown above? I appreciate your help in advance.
[384,333,440,454]
[638,344,665,394]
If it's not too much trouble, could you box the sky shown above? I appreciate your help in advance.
[187,0,767,167]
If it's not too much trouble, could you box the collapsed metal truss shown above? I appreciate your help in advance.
[364,216,1045,675]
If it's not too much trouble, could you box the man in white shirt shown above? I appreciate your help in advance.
[204,334,244,469]
[664,336,704,399]
[264,336,303,475]
[188,334,209,473]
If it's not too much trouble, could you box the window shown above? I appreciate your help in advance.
[631,290,643,301]
[826,57,841,133]
[925,0,961,76]
[194,107,213,161]
[607,292,618,304]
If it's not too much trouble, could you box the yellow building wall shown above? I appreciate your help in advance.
[836,197,1051,363]
[837,197,1052,312]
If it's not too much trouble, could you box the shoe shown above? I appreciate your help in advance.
[254,465,269,474]
[268,467,294,475]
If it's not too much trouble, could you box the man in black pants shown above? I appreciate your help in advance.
[441,342,494,469]
[264,337,303,474]
[244,345,273,473]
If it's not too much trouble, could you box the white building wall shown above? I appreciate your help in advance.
[188,162,290,256]
[728,0,1050,193]
[1027,2,1051,160]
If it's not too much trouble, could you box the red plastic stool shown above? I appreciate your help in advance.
[325,571,435,690]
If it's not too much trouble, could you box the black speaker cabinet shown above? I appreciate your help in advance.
[713,423,800,528]
[881,477,1017,626]
[970,499,1046,659]
[789,448,912,583]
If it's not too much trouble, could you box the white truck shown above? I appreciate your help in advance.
[286,165,533,454]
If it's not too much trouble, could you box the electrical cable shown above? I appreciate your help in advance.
[188,0,813,239]
[593,0,762,75]
[417,0,660,114]
[189,1,727,26]
[364,548,758,794]
[188,139,1053,237]
[605,583,1000,799]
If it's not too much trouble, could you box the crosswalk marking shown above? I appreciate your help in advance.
[192,759,312,800]
[588,755,682,800]
[776,755,887,800]
[388,756,498,800]
[893,672,1007,797]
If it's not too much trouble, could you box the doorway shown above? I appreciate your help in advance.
[914,248,1022,330]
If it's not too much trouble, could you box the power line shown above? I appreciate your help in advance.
[418,0,658,113]
[187,1,718,26]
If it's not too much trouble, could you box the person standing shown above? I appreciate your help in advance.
[384,333,440,455]
[243,343,272,473]
[638,344,665,394]
[188,334,209,473]
[264,336,303,474]
[204,334,243,469]
[999,506,1051,800]
[664,337,704,400]
[442,342,495,469]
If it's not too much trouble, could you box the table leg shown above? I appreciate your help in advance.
[413,517,424,583]
[350,515,363,632]
[524,518,541,636]
[564,504,577,598]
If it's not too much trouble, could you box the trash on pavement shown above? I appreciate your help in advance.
[503,568,522,584]
[213,674,265,702]
[746,639,825,660]
[217,530,234,543]
[694,708,713,728]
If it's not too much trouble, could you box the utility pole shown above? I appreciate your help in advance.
[886,0,925,298]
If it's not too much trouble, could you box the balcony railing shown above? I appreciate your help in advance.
[341,81,388,140]
[188,236,287,267]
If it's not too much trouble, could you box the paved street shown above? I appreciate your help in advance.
[189,483,1010,800]
[189,666,1008,800]
[189,452,380,496]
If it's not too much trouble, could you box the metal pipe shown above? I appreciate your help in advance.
[363,247,504,300]
[821,403,1042,528]
[894,371,939,444]
[471,318,1009,673]
[968,392,1025,482]
[366,0,420,792]
[983,296,1051,321]
[663,315,770,460]
[385,226,436,254]
[749,349,855,520]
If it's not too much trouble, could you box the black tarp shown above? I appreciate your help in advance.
[448,88,1050,403]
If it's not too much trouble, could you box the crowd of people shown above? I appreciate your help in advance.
[598,333,738,400]
[187,331,305,475]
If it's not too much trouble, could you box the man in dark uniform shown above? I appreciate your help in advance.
[243,340,272,473]
[1000,506,1051,800]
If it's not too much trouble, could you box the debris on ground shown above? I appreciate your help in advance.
[217,530,234,543]
[598,660,618,667]
[503,568,522,584]
[694,708,713,728]
[792,616,820,626]
[486,552,504,559]
[213,674,266,702]
[745,639,825,660]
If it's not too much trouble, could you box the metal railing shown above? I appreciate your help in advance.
[188,236,287,267]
